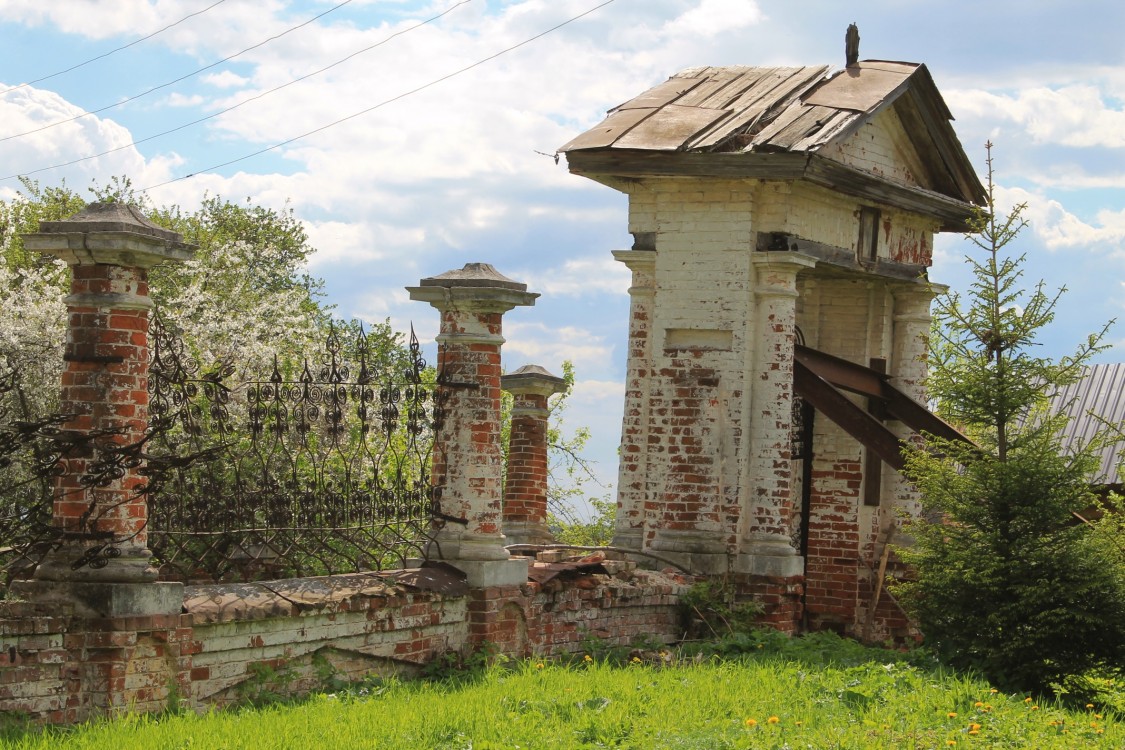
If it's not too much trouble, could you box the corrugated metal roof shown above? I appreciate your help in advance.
[1047,363,1125,486]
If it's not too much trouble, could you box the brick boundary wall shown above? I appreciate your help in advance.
[1,568,686,722]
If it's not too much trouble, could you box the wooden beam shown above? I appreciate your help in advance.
[804,155,975,231]
[864,358,887,507]
[564,149,808,180]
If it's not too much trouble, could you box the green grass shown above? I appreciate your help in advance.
[1,635,1120,749]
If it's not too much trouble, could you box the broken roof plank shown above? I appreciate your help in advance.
[615,77,705,111]
[674,76,742,108]
[691,66,829,150]
[614,104,728,151]
[804,62,917,112]
[759,104,841,151]
[682,68,769,109]
[558,108,657,151]
[789,109,857,152]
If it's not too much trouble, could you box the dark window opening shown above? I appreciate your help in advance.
[858,207,880,262]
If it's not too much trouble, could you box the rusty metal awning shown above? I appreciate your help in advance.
[793,344,972,470]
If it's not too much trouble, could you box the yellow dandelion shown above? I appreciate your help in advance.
[1095,713,1104,719]
[1086,703,1095,709]
[584,654,592,662]
[968,730,979,736]
[947,712,958,718]
[989,688,998,694]
[767,716,780,724]
[983,705,992,712]
[973,701,984,708]
[969,723,981,731]
[1091,722,1099,728]
[795,721,803,727]
[1097,729,1105,735]
[947,741,957,747]
[1031,706,1039,711]
[745,718,758,727]
[1024,697,1033,704]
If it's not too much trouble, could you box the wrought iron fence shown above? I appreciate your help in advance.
[0,318,451,589]
[0,370,67,589]
[145,317,449,582]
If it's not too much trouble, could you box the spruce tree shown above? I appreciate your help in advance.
[898,143,1125,698]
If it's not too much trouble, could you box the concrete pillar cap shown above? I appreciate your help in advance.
[420,262,527,291]
[407,263,539,311]
[23,202,195,267]
[502,364,567,397]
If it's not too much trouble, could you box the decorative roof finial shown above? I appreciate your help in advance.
[845,22,860,67]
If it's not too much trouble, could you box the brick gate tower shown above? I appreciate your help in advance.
[560,45,983,637]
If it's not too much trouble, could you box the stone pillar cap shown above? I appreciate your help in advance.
[24,202,195,267]
[420,262,527,291]
[407,263,539,311]
[502,364,567,396]
[38,202,181,242]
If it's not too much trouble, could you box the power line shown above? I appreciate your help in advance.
[0,0,355,143]
[139,0,618,193]
[1,0,228,96]
[1,1,473,183]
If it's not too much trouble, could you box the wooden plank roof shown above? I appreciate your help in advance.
[561,59,986,218]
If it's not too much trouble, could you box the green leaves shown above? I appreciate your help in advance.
[901,144,1125,699]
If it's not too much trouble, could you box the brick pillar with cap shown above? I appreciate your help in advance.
[408,263,538,587]
[501,364,567,546]
[13,204,193,601]
[10,203,195,720]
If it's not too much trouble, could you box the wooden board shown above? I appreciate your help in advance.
[615,77,704,111]
[565,149,807,179]
[804,63,916,113]
[558,108,657,151]
[692,66,828,149]
[614,104,728,151]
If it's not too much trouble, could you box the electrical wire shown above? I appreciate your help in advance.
[0,0,355,143]
[1,0,228,96]
[138,0,618,193]
[0,1,472,183]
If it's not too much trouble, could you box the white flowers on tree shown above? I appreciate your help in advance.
[0,259,67,421]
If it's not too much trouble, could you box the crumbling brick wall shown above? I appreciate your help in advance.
[0,567,687,723]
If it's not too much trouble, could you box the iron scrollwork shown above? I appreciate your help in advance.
[145,317,445,582]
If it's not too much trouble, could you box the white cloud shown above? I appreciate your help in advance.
[0,84,179,190]
[947,85,1125,149]
[201,71,250,89]
[161,92,205,108]
[570,378,625,405]
[661,0,764,38]
[519,255,631,297]
[305,219,423,268]
[502,322,614,374]
[996,185,1125,252]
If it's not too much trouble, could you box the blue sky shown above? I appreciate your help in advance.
[3,0,1125,504]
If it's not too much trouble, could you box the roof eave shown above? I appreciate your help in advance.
[564,149,976,230]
